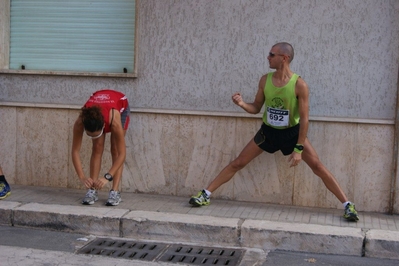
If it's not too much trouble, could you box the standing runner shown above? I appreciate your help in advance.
[189,42,359,221]
[72,89,130,206]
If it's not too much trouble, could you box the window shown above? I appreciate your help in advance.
[0,0,137,77]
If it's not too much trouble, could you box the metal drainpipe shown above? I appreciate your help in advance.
[389,68,399,214]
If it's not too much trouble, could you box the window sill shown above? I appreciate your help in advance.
[0,102,395,125]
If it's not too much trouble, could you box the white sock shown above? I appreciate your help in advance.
[343,201,351,208]
[204,189,211,197]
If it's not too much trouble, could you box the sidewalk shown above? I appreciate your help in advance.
[1,185,399,260]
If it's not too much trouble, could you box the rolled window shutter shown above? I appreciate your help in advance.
[10,0,135,73]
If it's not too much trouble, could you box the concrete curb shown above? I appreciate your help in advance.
[365,229,399,260]
[1,201,398,260]
[122,210,241,246]
[0,201,21,225]
[241,220,364,256]
[12,202,129,237]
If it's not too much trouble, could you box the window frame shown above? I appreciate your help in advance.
[0,0,138,78]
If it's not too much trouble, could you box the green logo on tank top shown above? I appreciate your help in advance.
[271,97,285,109]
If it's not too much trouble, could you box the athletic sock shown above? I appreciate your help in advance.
[343,201,351,208]
[204,189,211,197]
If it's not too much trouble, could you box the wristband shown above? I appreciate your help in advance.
[294,144,304,154]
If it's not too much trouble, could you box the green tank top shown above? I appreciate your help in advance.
[262,72,300,129]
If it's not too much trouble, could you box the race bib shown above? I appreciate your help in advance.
[267,107,289,127]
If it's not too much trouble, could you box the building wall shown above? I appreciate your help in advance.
[0,105,395,213]
[0,0,399,213]
[1,1,398,119]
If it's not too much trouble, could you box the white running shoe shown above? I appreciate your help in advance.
[82,189,98,205]
[106,190,121,206]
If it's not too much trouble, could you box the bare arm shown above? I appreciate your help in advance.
[288,77,309,167]
[232,75,266,114]
[93,110,126,190]
[296,77,309,145]
[71,117,93,188]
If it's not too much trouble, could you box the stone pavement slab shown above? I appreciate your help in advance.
[1,185,399,260]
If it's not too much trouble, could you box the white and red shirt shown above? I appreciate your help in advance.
[84,89,128,133]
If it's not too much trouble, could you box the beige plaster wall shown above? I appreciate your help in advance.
[0,106,394,213]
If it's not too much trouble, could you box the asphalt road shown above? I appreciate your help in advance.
[264,250,399,266]
[1,225,398,266]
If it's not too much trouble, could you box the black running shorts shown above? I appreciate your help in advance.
[254,123,300,155]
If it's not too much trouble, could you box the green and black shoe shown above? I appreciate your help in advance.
[344,202,359,222]
[189,190,210,207]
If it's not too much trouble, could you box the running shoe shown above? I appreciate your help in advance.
[106,190,121,206]
[189,190,210,207]
[0,180,11,200]
[82,189,98,205]
[343,202,359,221]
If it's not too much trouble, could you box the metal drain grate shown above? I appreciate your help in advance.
[77,238,168,261]
[78,238,244,265]
[158,244,244,265]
